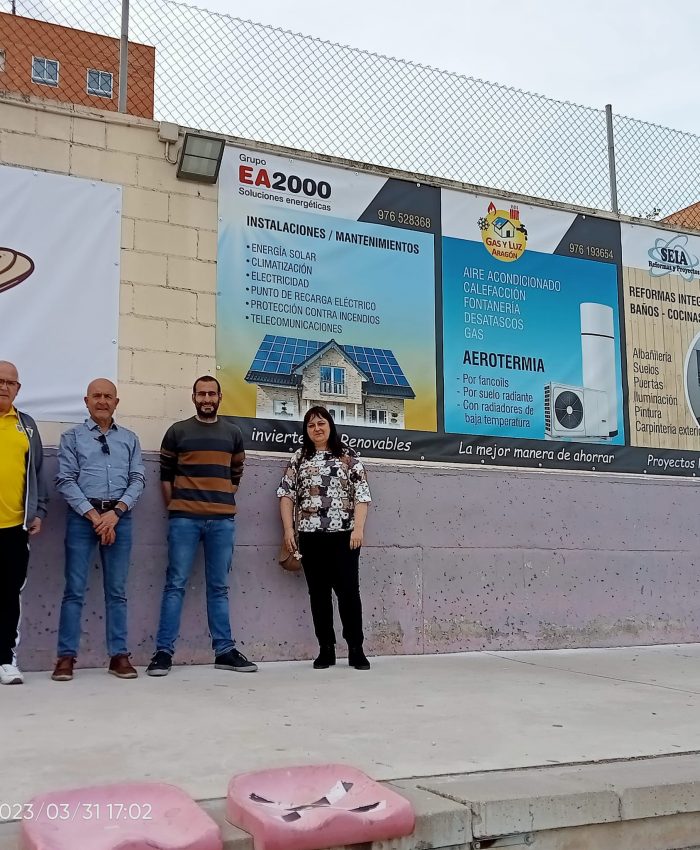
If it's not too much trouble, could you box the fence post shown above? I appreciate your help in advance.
[605,104,619,215]
[118,0,130,113]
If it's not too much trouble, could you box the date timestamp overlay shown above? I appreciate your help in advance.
[1,801,153,822]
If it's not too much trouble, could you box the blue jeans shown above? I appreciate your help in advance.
[155,516,237,656]
[57,510,133,658]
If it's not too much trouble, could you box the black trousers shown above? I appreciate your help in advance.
[299,530,364,648]
[0,525,30,665]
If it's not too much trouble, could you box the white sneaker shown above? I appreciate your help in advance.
[0,663,24,685]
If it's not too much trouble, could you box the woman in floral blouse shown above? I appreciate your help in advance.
[277,406,372,670]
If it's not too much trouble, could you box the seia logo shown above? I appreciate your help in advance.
[478,202,527,262]
[647,234,700,282]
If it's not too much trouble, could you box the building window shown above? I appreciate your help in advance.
[87,69,113,98]
[273,400,294,417]
[320,366,345,395]
[328,407,345,423]
[368,409,387,425]
[0,50,6,73]
[31,56,59,87]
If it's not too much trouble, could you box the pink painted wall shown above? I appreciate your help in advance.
[19,452,700,671]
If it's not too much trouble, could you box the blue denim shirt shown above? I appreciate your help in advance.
[56,418,146,516]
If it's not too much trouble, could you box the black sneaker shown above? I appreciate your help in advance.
[214,648,258,672]
[146,650,172,677]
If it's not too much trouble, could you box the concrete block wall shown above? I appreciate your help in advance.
[2,94,700,670]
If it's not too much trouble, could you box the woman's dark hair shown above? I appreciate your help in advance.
[301,405,345,459]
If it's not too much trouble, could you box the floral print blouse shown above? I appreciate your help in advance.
[276,448,372,532]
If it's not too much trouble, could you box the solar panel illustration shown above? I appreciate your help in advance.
[250,336,323,374]
[250,335,410,386]
[343,345,410,386]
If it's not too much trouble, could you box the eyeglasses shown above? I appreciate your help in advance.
[0,379,19,388]
[96,434,110,455]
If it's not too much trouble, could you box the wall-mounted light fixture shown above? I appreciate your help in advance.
[176,132,225,183]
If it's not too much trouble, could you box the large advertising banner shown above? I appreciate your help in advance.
[441,192,626,451]
[217,144,700,476]
[621,224,700,468]
[217,147,439,452]
[0,165,121,422]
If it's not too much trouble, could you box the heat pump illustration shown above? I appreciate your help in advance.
[580,303,618,438]
[544,303,618,440]
[544,383,609,438]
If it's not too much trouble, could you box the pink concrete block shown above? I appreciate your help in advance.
[227,764,415,850]
[21,782,222,850]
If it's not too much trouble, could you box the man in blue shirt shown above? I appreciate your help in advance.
[53,378,145,681]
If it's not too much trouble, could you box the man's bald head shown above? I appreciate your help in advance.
[86,378,117,397]
[84,378,119,426]
[0,361,20,414]
[0,361,19,380]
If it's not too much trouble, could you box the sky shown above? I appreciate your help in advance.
[173,0,700,136]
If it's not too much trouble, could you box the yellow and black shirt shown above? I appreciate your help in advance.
[0,407,29,528]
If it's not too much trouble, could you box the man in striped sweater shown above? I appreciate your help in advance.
[147,375,257,676]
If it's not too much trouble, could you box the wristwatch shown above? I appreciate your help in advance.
[113,506,126,519]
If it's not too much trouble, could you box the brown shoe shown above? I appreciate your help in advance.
[51,656,75,681]
[108,654,138,679]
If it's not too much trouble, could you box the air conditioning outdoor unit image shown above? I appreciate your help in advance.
[544,382,610,439]
[544,303,619,441]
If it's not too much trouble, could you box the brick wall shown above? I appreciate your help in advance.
[0,94,216,450]
[0,13,155,118]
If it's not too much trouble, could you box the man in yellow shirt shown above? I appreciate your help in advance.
[0,361,48,685]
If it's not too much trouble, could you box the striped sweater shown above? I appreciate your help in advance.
[160,417,245,518]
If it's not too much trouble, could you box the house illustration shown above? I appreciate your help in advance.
[493,216,514,239]
[245,335,415,428]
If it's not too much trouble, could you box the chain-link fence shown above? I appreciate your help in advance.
[2,0,700,230]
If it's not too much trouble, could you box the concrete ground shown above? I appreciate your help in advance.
[3,643,700,809]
